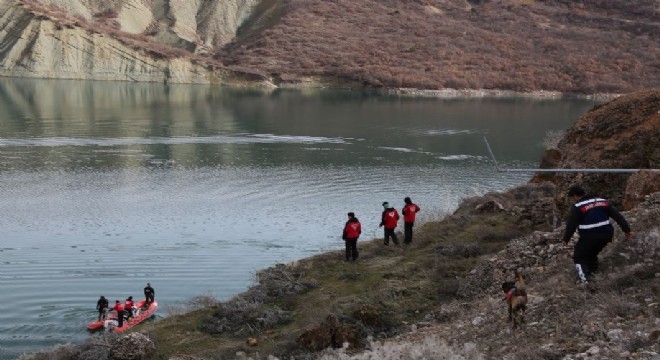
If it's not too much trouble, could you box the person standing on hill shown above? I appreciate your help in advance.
[342,212,362,261]
[144,283,155,305]
[402,197,421,245]
[96,295,108,321]
[562,185,632,284]
[380,202,400,246]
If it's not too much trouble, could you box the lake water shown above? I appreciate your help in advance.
[0,78,598,358]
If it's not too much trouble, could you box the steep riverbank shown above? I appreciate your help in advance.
[20,90,660,359]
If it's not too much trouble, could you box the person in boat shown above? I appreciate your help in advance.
[113,300,125,328]
[125,296,135,320]
[144,283,155,306]
[96,296,109,321]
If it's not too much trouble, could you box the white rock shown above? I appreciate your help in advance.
[608,329,624,342]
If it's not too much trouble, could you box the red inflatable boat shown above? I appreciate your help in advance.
[87,299,158,332]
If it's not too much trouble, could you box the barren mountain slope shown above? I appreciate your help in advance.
[1,0,658,93]
[219,0,659,93]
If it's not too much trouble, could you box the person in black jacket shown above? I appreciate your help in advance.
[144,283,155,305]
[562,185,633,283]
[96,295,109,321]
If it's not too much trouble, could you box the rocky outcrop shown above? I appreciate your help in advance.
[533,89,660,209]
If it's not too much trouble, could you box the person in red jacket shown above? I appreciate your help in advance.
[124,296,134,320]
[342,212,362,261]
[379,202,400,246]
[113,300,125,328]
[402,197,421,244]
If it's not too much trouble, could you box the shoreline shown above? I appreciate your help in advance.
[0,74,621,101]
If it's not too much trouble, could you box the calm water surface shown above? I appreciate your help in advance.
[0,78,598,358]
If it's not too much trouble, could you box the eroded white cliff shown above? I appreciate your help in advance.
[0,0,263,84]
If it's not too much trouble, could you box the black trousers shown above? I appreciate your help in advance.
[384,228,399,245]
[404,222,414,244]
[573,232,612,276]
[116,310,124,327]
[344,238,358,261]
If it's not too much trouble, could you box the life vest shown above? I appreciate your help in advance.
[575,197,613,233]
[125,300,134,309]
[345,220,361,239]
[382,209,399,229]
[114,302,124,312]
[402,203,420,223]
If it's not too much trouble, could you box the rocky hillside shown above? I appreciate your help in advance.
[531,89,660,210]
[1,0,658,94]
[320,192,660,360]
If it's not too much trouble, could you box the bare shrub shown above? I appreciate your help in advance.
[109,333,155,360]
[257,264,319,297]
[18,344,79,360]
[76,333,118,360]
[199,299,292,336]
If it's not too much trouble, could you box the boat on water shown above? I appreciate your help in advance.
[87,299,158,332]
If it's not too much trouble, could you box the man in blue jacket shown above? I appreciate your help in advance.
[562,185,632,283]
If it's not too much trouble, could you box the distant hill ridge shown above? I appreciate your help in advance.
[0,0,658,94]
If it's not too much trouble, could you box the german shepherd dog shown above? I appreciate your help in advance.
[502,270,527,328]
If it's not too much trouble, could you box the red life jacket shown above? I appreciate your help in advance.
[114,302,124,312]
[345,220,361,239]
[125,300,134,309]
[402,203,420,223]
[382,209,399,229]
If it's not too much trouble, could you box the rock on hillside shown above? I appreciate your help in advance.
[532,89,660,210]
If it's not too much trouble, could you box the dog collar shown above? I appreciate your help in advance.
[504,288,516,301]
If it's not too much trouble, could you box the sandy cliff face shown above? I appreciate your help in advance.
[0,0,261,83]
[167,0,259,51]
[0,2,202,82]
